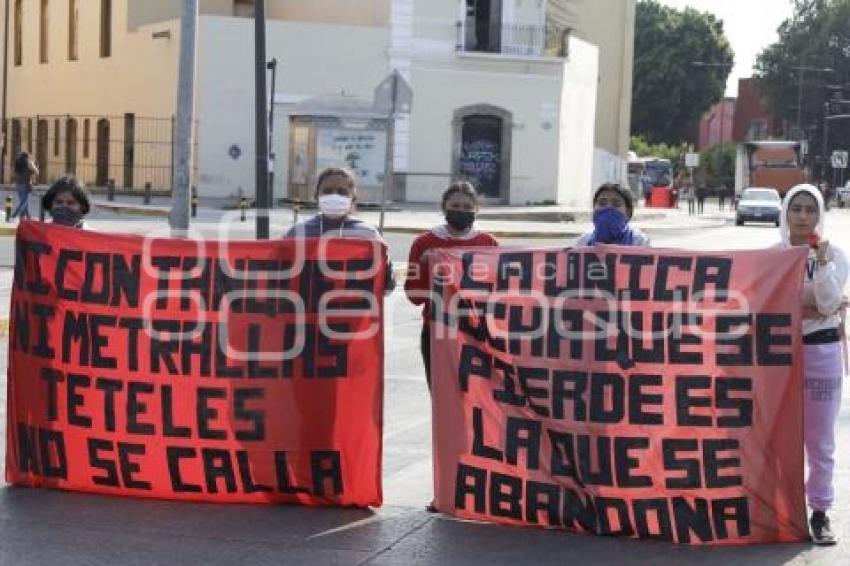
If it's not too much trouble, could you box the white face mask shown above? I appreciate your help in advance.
[318,194,352,218]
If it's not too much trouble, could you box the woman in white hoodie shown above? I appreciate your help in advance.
[779,184,849,545]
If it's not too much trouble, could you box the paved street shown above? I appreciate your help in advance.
[0,206,848,564]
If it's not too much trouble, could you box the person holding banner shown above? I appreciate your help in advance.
[286,167,395,293]
[780,184,849,546]
[575,183,650,247]
[41,176,91,228]
[404,181,498,388]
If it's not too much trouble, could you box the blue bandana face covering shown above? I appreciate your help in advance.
[588,207,634,245]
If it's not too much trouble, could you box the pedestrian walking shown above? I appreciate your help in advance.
[718,183,728,211]
[824,184,834,211]
[778,184,849,546]
[696,184,707,215]
[11,152,38,220]
[41,176,90,228]
[575,183,650,246]
[684,182,695,216]
[285,166,396,293]
[404,181,498,389]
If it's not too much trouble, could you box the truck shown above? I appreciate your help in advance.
[735,140,806,198]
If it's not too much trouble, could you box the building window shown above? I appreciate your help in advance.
[14,0,22,66]
[83,118,90,158]
[54,119,60,156]
[69,0,79,61]
[234,0,255,17]
[123,113,135,188]
[66,118,78,175]
[36,120,49,184]
[40,0,49,63]
[10,120,22,170]
[464,0,502,53]
[100,0,112,58]
[27,119,33,153]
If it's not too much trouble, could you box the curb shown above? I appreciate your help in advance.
[0,226,17,236]
[93,202,170,217]
[0,318,7,337]
[638,218,730,233]
[68,200,735,239]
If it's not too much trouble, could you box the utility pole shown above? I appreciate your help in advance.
[254,1,270,239]
[793,65,833,142]
[2,0,11,186]
[796,68,806,141]
[822,101,830,184]
[267,57,277,211]
[169,0,198,237]
[378,72,398,234]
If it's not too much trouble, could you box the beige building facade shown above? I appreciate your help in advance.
[4,0,181,189]
[2,0,634,207]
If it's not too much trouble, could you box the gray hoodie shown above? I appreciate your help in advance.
[778,184,848,336]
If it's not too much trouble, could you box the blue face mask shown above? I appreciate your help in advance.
[589,208,633,245]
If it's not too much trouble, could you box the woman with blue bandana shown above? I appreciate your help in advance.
[575,183,650,247]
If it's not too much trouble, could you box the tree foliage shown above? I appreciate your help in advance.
[754,0,850,173]
[629,135,685,165]
[699,143,736,189]
[631,0,734,145]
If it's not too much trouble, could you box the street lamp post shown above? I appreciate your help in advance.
[254,0,270,239]
[170,0,198,237]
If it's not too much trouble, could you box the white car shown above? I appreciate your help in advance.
[735,187,782,226]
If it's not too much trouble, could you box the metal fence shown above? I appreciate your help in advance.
[456,20,570,58]
[3,114,190,192]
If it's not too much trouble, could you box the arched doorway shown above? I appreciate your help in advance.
[452,105,512,203]
[96,118,110,186]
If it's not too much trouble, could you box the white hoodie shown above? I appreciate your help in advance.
[778,184,849,336]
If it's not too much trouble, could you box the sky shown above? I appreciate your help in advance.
[657,0,794,97]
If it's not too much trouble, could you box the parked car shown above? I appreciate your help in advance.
[838,182,850,208]
[735,187,782,226]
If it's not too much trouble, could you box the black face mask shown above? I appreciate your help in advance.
[445,210,475,232]
[50,206,83,227]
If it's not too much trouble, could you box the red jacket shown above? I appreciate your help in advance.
[404,226,498,323]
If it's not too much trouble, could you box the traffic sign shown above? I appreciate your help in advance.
[685,152,700,168]
[374,70,413,115]
[832,150,848,169]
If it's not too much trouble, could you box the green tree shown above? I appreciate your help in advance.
[699,143,736,189]
[632,1,734,144]
[754,0,850,177]
[629,135,686,169]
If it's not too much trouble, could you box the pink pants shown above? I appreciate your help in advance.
[804,341,844,511]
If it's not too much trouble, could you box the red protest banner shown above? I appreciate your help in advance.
[430,245,809,544]
[6,221,385,507]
